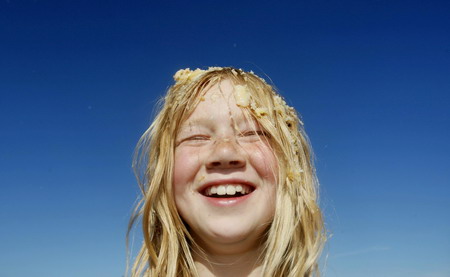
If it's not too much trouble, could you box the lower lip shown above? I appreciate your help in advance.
[202,192,253,207]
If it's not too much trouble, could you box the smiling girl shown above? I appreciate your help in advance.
[128,67,326,277]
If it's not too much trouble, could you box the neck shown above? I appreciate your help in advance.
[192,243,264,277]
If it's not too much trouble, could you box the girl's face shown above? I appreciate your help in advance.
[173,79,277,254]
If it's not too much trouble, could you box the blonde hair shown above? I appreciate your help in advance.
[127,67,326,276]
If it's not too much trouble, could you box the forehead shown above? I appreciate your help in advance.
[193,79,238,113]
[202,78,235,102]
[179,79,258,128]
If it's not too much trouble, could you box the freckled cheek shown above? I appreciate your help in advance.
[173,148,202,188]
[248,145,278,182]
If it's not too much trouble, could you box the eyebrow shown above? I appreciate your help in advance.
[176,119,211,135]
[181,117,214,126]
[179,115,261,135]
[178,118,214,131]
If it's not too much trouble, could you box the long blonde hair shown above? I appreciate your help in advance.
[127,67,326,276]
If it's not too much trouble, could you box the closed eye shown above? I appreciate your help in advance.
[240,130,270,138]
[188,135,210,140]
[177,135,210,146]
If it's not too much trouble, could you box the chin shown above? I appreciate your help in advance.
[203,220,270,246]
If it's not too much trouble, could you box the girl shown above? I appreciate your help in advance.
[128,67,325,277]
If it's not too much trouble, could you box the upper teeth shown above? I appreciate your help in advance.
[205,184,251,196]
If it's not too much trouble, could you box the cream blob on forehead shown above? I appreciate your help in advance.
[234,85,251,107]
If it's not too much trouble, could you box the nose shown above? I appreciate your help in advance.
[205,138,246,170]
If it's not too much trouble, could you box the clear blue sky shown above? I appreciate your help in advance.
[1,0,449,276]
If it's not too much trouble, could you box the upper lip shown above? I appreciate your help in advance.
[197,178,256,193]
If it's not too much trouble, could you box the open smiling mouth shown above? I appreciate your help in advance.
[201,184,255,198]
